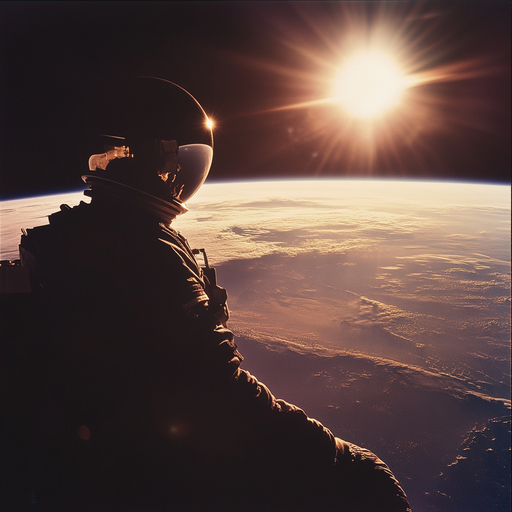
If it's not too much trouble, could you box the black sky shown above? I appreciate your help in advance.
[0,1,510,199]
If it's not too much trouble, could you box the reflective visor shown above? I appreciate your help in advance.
[176,144,213,202]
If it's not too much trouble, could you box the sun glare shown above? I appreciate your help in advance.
[235,2,502,175]
[332,50,407,119]
[205,117,214,130]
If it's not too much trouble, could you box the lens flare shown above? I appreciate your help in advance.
[78,425,91,441]
[228,2,507,177]
[205,117,214,131]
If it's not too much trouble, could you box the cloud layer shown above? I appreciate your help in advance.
[1,179,510,511]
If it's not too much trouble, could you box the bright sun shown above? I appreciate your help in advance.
[331,50,407,119]
[242,2,495,175]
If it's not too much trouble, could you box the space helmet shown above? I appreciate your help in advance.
[83,76,214,223]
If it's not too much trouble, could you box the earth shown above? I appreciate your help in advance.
[1,178,510,511]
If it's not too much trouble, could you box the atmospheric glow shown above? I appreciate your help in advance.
[331,50,408,119]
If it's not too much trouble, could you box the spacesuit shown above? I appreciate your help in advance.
[7,77,411,511]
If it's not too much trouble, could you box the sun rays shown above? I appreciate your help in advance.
[233,2,505,176]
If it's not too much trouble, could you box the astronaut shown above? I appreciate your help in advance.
[10,77,411,511]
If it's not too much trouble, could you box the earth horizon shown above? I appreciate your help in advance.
[1,177,510,511]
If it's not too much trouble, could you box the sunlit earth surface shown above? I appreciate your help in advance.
[1,178,510,511]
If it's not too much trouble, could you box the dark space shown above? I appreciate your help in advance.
[0,1,510,200]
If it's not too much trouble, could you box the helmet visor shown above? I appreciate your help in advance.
[176,143,213,202]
